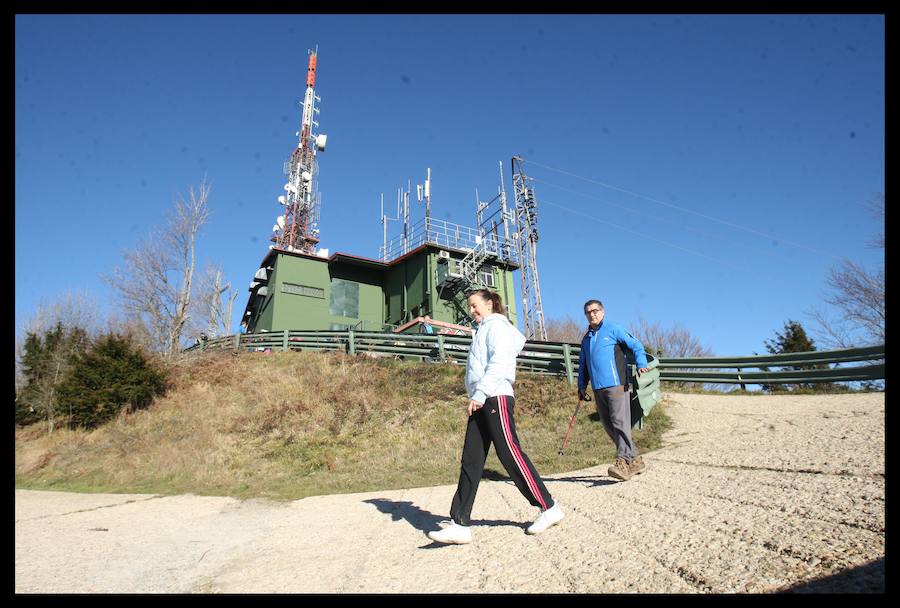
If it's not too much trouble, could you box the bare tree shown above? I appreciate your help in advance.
[818,260,885,346]
[102,312,157,354]
[866,193,885,249]
[629,316,719,391]
[544,315,586,343]
[103,178,211,356]
[629,316,714,358]
[190,263,241,340]
[809,194,884,348]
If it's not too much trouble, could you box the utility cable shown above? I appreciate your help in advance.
[523,158,843,261]
[530,176,805,266]
[539,198,743,270]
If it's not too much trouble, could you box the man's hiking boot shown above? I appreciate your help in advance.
[608,457,632,481]
[629,456,646,475]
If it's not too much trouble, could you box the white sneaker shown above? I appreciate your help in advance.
[526,502,564,535]
[427,522,472,544]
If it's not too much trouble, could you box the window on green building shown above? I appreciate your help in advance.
[329,278,359,318]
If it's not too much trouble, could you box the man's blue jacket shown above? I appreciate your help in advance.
[577,320,649,391]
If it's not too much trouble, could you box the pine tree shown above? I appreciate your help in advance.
[762,320,834,392]
[56,333,168,429]
[16,322,89,430]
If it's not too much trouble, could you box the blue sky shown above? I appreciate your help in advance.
[15,14,884,357]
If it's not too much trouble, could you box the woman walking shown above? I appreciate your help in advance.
[428,289,563,544]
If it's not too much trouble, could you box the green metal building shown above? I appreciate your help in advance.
[241,219,520,334]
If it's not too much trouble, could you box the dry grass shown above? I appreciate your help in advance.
[15,350,672,500]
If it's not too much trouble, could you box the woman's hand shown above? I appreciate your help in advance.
[467,399,484,416]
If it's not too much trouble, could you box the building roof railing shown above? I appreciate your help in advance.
[379,217,519,266]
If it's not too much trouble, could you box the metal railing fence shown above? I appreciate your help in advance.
[186,331,884,386]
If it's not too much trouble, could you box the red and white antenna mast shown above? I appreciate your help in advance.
[272,46,327,254]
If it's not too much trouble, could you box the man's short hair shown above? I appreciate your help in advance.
[583,299,604,311]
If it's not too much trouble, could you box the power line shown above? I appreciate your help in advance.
[523,158,843,261]
[540,198,743,270]
[531,176,805,266]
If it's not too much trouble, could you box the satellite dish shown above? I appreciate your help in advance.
[315,134,327,151]
[272,224,280,232]
[277,195,286,204]
[301,171,312,182]
[284,183,291,191]
[277,215,286,228]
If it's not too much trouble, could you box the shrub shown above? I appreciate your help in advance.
[56,333,168,429]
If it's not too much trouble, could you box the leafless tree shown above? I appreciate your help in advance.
[544,315,586,343]
[810,261,885,348]
[629,316,719,391]
[866,193,885,249]
[102,178,211,356]
[17,290,101,337]
[809,194,884,348]
[629,316,714,358]
[190,263,241,340]
[102,313,158,354]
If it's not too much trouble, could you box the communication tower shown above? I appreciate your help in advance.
[272,47,328,254]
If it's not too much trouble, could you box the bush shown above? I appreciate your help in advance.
[56,333,168,429]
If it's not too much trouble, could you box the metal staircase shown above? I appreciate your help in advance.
[457,238,491,285]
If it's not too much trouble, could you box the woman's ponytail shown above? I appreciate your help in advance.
[467,288,505,316]
[490,291,505,315]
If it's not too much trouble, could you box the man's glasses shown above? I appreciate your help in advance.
[584,308,603,316]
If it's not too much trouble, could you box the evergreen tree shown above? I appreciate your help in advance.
[56,333,168,429]
[765,319,816,355]
[16,322,89,429]
[762,320,834,392]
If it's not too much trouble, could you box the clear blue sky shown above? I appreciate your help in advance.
[15,14,884,357]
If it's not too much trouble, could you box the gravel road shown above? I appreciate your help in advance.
[15,391,885,593]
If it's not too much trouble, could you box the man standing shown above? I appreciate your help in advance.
[577,300,650,481]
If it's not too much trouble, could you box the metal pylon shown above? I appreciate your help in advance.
[511,156,547,341]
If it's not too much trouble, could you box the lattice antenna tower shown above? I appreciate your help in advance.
[511,155,547,341]
[272,46,328,253]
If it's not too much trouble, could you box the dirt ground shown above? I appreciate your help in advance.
[14,391,885,593]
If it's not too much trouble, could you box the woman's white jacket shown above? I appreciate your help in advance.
[465,313,527,404]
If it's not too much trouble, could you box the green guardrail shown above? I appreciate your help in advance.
[186,330,884,386]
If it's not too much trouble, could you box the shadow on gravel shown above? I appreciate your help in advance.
[548,475,618,488]
[778,558,884,593]
[484,466,620,487]
[482,468,511,481]
[364,498,524,538]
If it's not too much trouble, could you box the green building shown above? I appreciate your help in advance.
[241,218,520,334]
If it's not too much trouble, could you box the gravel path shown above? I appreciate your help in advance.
[15,391,885,593]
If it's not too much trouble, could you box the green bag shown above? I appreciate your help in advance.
[628,354,662,429]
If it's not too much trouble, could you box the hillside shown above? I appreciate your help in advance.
[15,350,671,500]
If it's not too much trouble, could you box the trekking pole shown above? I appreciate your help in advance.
[558,392,591,455]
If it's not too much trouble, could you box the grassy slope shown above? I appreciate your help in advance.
[14,350,672,501]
